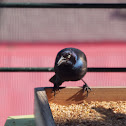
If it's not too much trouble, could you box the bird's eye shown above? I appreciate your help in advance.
[67,54,71,58]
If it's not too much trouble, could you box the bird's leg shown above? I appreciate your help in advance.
[58,86,60,92]
[52,84,60,96]
[81,79,91,96]
[52,84,57,97]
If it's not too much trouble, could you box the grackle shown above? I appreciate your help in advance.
[49,48,91,96]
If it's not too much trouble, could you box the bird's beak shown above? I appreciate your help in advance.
[57,56,66,66]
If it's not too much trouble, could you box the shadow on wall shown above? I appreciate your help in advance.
[0,1,4,28]
[111,9,126,20]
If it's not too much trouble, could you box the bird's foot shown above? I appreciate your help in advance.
[52,88,56,97]
[82,83,91,97]
[52,86,60,97]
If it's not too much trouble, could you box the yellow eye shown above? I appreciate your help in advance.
[67,54,71,58]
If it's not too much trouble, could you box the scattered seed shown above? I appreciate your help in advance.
[49,101,126,126]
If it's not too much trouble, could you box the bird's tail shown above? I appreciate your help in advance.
[49,74,64,87]
[49,74,56,84]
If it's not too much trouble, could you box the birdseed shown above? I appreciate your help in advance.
[49,101,126,126]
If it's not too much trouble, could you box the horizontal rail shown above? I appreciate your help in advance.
[0,67,54,72]
[88,68,126,72]
[0,3,126,8]
[0,67,126,72]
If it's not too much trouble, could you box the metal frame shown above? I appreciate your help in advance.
[0,3,126,8]
[0,67,125,72]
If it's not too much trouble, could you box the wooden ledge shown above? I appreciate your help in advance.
[34,87,55,126]
[34,87,126,126]
[46,87,126,105]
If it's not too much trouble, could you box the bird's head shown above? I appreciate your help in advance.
[57,50,77,66]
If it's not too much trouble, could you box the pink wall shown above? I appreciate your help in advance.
[1,42,126,125]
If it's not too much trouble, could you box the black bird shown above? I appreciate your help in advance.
[49,47,91,96]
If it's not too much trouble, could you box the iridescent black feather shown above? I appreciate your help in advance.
[49,47,91,96]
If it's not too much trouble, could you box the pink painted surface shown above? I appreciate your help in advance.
[1,42,126,125]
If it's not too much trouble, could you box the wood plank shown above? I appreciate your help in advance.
[34,87,56,126]
[45,87,126,105]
